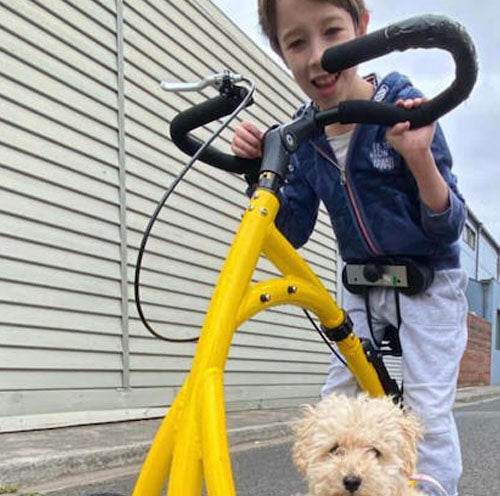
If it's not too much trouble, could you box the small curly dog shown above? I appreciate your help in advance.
[292,393,426,496]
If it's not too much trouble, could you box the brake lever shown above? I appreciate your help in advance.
[160,70,243,92]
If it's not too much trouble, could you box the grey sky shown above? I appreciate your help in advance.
[211,0,500,241]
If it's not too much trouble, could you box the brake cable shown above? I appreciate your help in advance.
[134,71,255,342]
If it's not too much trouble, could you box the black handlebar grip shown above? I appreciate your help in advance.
[321,15,478,128]
[170,92,261,175]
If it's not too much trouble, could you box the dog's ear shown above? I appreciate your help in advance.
[399,409,423,476]
[292,404,317,475]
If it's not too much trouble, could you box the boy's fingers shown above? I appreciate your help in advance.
[235,125,263,148]
[240,121,264,139]
[389,121,410,135]
[396,96,427,109]
[232,136,261,159]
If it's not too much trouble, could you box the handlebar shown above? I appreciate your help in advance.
[169,89,261,177]
[169,14,477,176]
[321,15,478,128]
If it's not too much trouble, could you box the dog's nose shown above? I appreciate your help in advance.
[343,475,362,493]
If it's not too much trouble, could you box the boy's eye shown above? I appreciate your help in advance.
[288,39,304,50]
[325,27,341,37]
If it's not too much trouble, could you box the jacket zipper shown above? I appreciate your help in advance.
[313,135,381,257]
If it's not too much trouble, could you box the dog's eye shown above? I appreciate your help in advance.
[329,444,340,455]
[370,447,382,458]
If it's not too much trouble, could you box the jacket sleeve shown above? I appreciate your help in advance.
[419,123,466,243]
[397,84,466,243]
[274,155,320,249]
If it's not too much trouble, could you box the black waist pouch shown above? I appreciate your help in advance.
[342,257,434,296]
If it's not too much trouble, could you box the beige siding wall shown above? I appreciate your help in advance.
[0,0,339,432]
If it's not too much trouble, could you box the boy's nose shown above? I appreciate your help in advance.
[308,39,330,71]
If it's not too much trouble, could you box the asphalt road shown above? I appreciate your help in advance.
[40,398,500,496]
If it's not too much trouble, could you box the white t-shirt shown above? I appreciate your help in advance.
[326,130,353,171]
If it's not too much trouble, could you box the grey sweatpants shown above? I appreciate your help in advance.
[322,268,468,496]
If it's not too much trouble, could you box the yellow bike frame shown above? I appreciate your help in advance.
[132,188,385,496]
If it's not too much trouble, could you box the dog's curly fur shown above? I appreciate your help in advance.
[292,394,426,496]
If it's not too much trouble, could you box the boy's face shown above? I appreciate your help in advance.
[276,0,369,110]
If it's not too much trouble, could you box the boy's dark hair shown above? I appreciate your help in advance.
[258,0,367,55]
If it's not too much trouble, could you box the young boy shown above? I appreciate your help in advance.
[232,1,468,495]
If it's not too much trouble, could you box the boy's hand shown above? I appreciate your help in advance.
[231,121,264,159]
[385,97,435,168]
[386,97,450,213]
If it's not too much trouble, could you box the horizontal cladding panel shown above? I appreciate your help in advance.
[129,297,328,337]
[63,0,117,32]
[0,326,122,354]
[127,243,226,283]
[130,345,328,369]
[0,53,118,129]
[122,64,217,123]
[0,190,120,244]
[0,280,122,316]
[0,347,123,370]
[124,132,246,203]
[127,305,205,331]
[0,384,320,418]
[0,27,117,108]
[127,310,323,343]
[0,145,118,202]
[126,195,238,247]
[19,0,118,51]
[130,326,329,356]
[127,220,233,264]
[0,387,176,417]
[124,148,244,209]
[224,384,322,403]
[302,240,338,265]
[0,370,122,391]
[128,285,330,336]
[129,281,300,323]
[124,163,245,229]
[128,319,330,354]
[0,223,120,273]
[131,370,325,388]
[127,351,329,375]
[2,258,119,298]
[0,3,117,88]
[0,75,118,148]
[126,269,213,299]
[1,167,120,225]
[0,99,119,168]
[0,122,119,184]
[126,249,220,289]
[0,304,122,335]
[146,237,274,287]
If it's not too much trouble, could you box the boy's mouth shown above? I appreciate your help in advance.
[311,72,341,89]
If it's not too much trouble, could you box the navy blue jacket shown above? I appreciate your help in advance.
[275,72,466,270]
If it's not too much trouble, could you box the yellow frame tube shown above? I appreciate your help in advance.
[132,189,385,496]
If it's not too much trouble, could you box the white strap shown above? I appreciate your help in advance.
[410,473,449,495]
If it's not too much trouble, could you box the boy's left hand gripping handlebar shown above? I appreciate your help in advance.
[169,92,261,176]
[322,14,478,128]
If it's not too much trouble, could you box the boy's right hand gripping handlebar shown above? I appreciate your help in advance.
[170,15,478,174]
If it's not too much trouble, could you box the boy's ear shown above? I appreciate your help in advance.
[356,10,370,37]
